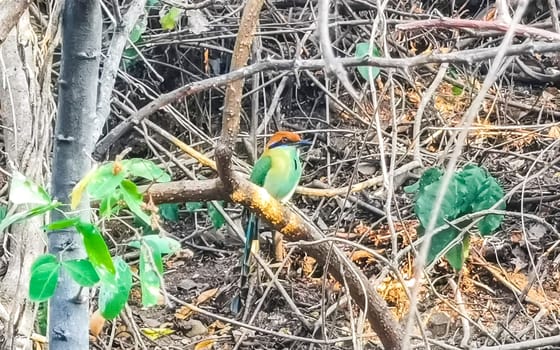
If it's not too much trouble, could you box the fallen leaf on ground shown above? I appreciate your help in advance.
[141,327,175,340]
[548,126,560,139]
[196,288,218,305]
[175,304,194,320]
[89,309,106,338]
[208,320,231,335]
[194,339,215,350]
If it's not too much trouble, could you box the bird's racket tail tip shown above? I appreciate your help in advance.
[230,294,243,315]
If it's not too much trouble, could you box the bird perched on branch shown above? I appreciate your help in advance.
[231,131,310,314]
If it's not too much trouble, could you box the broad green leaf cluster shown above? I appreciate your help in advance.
[10,159,183,320]
[405,164,505,270]
[72,158,170,226]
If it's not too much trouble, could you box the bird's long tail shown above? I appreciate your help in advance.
[231,211,259,314]
[241,212,259,286]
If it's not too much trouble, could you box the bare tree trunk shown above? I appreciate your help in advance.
[48,1,101,349]
[0,11,54,350]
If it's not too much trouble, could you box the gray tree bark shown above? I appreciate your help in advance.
[48,1,101,349]
[0,12,54,350]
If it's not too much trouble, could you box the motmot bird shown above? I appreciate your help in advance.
[231,131,310,313]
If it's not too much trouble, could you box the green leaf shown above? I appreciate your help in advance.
[129,235,181,255]
[98,257,132,319]
[473,177,505,235]
[451,85,463,96]
[122,47,140,67]
[123,159,171,182]
[455,164,487,211]
[29,254,60,302]
[444,235,471,271]
[185,202,204,212]
[411,165,505,267]
[44,217,80,231]
[87,163,126,200]
[139,246,161,307]
[403,181,419,193]
[99,192,123,218]
[159,203,179,222]
[419,226,461,266]
[160,7,181,30]
[0,206,6,223]
[415,177,461,229]
[418,168,444,190]
[0,202,60,233]
[448,236,470,270]
[129,17,147,44]
[207,201,225,229]
[9,172,52,205]
[355,42,381,81]
[62,259,100,287]
[76,222,115,274]
[405,168,444,194]
[120,179,151,226]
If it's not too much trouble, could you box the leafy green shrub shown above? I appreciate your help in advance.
[11,159,184,319]
[404,164,505,270]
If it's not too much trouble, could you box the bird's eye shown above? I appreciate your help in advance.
[281,137,289,143]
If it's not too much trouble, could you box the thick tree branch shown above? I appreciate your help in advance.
[141,179,225,204]
[215,0,265,191]
[0,0,29,45]
[94,0,146,142]
[0,12,52,350]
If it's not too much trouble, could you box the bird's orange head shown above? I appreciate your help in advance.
[266,131,310,150]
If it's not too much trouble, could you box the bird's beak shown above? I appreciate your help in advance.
[296,139,312,148]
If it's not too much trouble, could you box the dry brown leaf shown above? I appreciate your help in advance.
[510,230,523,244]
[548,126,560,139]
[89,309,106,338]
[485,6,497,21]
[196,288,218,305]
[115,324,132,339]
[207,320,231,335]
[406,89,421,107]
[194,339,215,350]
[350,250,375,263]
[175,305,194,320]
[302,256,317,276]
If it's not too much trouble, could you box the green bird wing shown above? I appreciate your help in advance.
[250,154,272,186]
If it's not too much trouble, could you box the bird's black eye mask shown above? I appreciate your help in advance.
[269,138,291,149]
[268,137,311,149]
